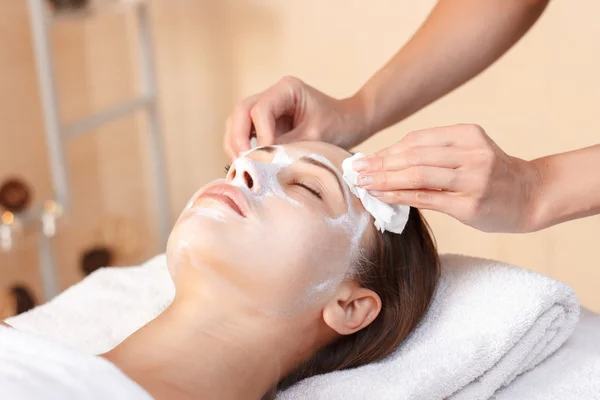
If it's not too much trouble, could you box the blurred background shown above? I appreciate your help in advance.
[0,0,598,318]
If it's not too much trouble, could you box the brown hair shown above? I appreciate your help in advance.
[264,207,440,398]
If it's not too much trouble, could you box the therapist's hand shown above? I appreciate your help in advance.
[352,124,541,233]
[223,76,369,160]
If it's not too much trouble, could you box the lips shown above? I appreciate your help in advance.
[195,183,248,218]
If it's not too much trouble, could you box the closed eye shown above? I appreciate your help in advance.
[293,180,322,199]
[224,164,231,173]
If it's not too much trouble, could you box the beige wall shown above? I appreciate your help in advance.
[218,0,600,312]
[1,0,598,312]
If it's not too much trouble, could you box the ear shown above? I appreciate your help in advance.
[322,281,382,335]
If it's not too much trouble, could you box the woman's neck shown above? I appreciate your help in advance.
[102,294,320,400]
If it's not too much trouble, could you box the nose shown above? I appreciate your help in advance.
[227,157,261,192]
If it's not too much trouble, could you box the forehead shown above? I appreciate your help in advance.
[252,141,351,172]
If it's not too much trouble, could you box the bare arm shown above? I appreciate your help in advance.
[531,144,600,231]
[353,0,550,141]
[224,0,550,156]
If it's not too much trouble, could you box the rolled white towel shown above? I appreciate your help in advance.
[278,254,580,400]
[5,254,174,355]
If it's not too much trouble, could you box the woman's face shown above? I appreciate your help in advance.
[166,142,373,315]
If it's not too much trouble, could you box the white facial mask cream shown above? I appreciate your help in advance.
[230,147,301,207]
[171,145,374,316]
[238,146,372,263]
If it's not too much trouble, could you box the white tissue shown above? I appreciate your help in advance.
[342,153,410,234]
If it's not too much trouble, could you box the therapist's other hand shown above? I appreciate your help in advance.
[223,76,368,160]
[353,124,541,233]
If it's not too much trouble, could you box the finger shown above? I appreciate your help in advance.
[274,122,309,145]
[228,95,261,158]
[357,166,459,192]
[353,147,462,173]
[252,79,302,147]
[274,128,301,145]
[273,115,295,138]
[369,189,460,215]
[375,124,475,158]
[224,119,245,161]
[223,117,236,160]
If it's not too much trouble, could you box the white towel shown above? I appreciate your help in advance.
[277,254,580,400]
[6,254,175,354]
[493,308,600,400]
[0,326,152,399]
[6,254,581,399]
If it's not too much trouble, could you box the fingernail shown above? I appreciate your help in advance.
[356,175,373,186]
[369,190,384,197]
[352,159,369,172]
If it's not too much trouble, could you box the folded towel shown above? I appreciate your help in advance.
[6,254,174,354]
[278,254,580,400]
[6,254,581,399]
[493,308,600,400]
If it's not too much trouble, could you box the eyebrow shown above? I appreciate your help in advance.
[252,146,276,154]
[253,146,347,201]
[298,156,347,202]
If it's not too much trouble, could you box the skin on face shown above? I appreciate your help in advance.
[166,141,374,315]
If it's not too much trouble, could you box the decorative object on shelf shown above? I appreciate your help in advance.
[46,0,88,11]
[0,284,37,320]
[0,178,32,213]
[46,0,150,17]
[41,200,64,237]
[80,246,113,276]
[12,285,37,315]
[0,211,21,252]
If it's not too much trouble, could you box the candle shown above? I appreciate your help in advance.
[41,200,63,237]
[0,211,14,252]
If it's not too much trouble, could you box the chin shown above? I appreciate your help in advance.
[166,213,239,275]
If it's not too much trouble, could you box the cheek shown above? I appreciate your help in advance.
[263,196,352,257]
[166,204,251,282]
[258,201,354,296]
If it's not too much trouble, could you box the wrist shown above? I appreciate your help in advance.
[527,156,557,232]
[340,89,377,147]
[528,146,600,232]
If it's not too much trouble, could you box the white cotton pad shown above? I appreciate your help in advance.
[342,153,410,234]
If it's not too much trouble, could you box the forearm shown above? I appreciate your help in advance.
[351,0,549,140]
[530,144,600,231]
